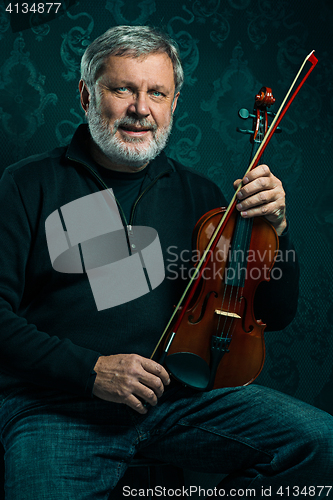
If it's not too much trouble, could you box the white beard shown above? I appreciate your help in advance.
[86,99,173,168]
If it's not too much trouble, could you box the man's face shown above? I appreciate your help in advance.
[81,52,179,171]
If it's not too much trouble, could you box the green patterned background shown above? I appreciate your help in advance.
[0,0,332,412]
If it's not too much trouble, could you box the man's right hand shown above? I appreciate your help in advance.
[92,354,171,414]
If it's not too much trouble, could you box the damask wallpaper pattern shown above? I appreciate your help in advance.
[0,0,332,412]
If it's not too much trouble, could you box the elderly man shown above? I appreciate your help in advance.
[0,25,332,499]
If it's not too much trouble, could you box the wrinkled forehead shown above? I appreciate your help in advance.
[95,51,176,89]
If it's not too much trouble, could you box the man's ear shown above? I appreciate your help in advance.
[79,80,90,113]
[172,92,180,114]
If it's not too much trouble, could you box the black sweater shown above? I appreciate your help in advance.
[0,125,299,396]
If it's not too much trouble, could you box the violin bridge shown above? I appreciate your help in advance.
[215,309,241,319]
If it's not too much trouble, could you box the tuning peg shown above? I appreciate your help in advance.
[236,127,255,135]
[238,108,256,120]
[236,126,282,135]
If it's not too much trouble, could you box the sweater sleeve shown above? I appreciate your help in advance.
[0,169,100,395]
[253,223,300,331]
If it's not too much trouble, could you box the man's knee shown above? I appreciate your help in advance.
[289,410,333,476]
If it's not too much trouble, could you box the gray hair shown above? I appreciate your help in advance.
[80,25,184,95]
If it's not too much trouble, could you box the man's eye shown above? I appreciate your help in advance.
[151,91,163,97]
[117,87,129,93]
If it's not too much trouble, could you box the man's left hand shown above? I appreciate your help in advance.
[233,164,287,236]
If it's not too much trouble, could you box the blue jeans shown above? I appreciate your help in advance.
[1,383,333,499]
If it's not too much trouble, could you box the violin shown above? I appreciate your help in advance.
[151,51,318,391]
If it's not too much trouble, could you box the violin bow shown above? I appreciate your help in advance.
[151,50,318,361]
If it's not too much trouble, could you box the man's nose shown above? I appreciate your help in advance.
[128,91,150,118]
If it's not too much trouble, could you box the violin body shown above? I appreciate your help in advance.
[162,208,279,390]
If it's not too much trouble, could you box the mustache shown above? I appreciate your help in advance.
[113,116,158,134]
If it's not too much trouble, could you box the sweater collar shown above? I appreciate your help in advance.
[65,124,175,182]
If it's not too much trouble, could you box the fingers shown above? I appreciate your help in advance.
[233,165,271,192]
[236,165,275,203]
[136,359,170,404]
[117,358,170,414]
[233,164,286,233]
[125,394,150,415]
[92,354,170,414]
[141,358,170,388]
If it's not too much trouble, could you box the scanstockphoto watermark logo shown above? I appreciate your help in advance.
[122,485,257,497]
[45,189,165,311]
[165,245,296,282]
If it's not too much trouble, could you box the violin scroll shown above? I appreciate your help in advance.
[255,87,275,109]
[237,87,281,141]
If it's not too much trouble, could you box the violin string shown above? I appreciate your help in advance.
[224,116,265,341]
[215,215,238,337]
[215,210,246,341]
[223,217,253,342]
[216,109,264,344]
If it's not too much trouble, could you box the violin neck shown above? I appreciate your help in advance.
[225,216,253,288]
